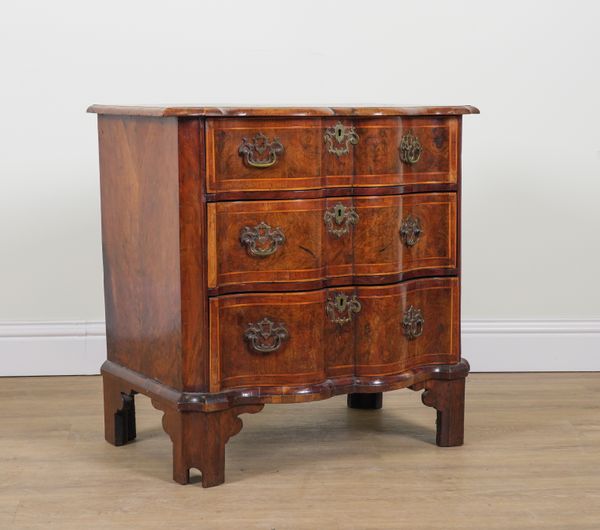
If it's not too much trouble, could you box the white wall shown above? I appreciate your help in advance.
[1,0,599,373]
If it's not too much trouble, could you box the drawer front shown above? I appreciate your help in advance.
[206,117,458,193]
[352,117,458,188]
[353,193,457,278]
[206,118,326,193]
[209,290,331,391]
[354,277,459,377]
[207,193,456,290]
[209,277,458,391]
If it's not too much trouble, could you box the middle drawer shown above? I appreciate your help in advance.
[207,192,456,292]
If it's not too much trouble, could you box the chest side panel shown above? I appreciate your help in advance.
[98,115,183,389]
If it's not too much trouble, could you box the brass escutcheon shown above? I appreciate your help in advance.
[324,121,359,157]
[326,292,362,326]
[324,203,359,238]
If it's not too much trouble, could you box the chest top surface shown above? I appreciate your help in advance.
[88,104,480,117]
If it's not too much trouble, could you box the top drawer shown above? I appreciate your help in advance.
[205,117,459,194]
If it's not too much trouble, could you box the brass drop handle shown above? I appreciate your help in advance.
[326,292,362,326]
[400,215,423,247]
[240,222,286,258]
[244,317,289,353]
[324,203,359,238]
[403,305,424,340]
[399,132,422,164]
[239,132,284,168]
[324,121,359,157]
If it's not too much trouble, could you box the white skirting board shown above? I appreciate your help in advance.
[462,320,600,372]
[0,320,599,376]
[0,321,107,376]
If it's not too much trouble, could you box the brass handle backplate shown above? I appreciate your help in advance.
[240,222,286,258]
[324,203,359,238]
[324,121,359,157]
[400,215,423,247]
[239,132,284,168]
[244,317,289,353]
[399,132,422,164]
[326,292,362,326]
[403,305,424,340]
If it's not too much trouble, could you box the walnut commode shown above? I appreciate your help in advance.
[89,104,478,487]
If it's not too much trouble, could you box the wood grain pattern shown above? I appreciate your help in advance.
[206,117,458,193]
[209,277,459,392]
[209,290,329,391]
[88,104,480,117]
[418,377,465,446]
[151,399,264,487]
[208,198,327,290]
[101,357,469,410]
[352,117,457,187]
[354,278,459,376]
[208,192,456,292]
[97,115,183,389]
[353,192,456,276]
[205,182,458,202]
[177,118,210,392]
[207,118,324,192]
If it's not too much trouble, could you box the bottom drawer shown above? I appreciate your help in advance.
[209,277,459,391]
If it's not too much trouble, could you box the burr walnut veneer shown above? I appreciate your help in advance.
[89,104,478,487]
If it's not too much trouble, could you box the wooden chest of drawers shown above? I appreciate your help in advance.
[89,104,478,487]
